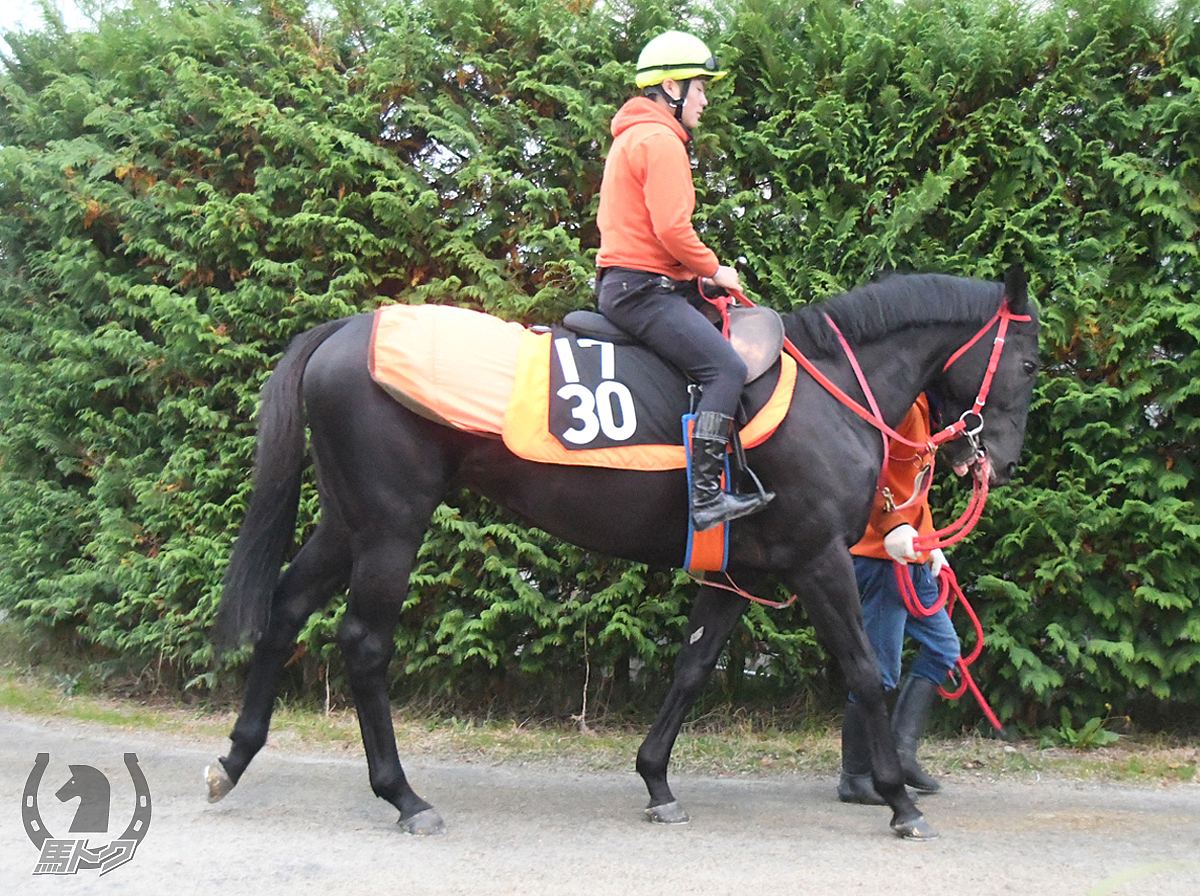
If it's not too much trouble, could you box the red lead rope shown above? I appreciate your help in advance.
[913,470,990,552]
[894,562,1002,729]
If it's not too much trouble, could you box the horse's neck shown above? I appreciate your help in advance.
[850,328,960,428]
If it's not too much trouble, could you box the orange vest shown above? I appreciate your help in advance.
[851,394,936,562]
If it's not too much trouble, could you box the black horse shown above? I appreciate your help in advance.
[207,268,1039,840]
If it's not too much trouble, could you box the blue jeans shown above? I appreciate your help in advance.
[850,556,960,698]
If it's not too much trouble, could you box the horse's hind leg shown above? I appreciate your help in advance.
[299,327,449,833]
[337,542,444,835]
[208,521,351,801]
[636,581,749,824]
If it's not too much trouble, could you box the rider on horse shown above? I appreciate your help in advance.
[595,30,774,532]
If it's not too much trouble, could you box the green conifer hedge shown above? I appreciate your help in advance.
[1,0,1196,731]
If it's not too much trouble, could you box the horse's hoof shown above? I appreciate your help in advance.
[891,813,939,840]
[205,760,234,803]
[645,801,690,825]
[398,808,445,835]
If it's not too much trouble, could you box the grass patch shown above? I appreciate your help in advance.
[3,666,1197,784]
[1,621,1196,784]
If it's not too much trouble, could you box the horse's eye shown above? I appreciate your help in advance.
[1022,359,1038,375]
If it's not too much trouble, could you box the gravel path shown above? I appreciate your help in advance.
[2,711,1198,895]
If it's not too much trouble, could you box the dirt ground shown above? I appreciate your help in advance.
[2,710,1198,895]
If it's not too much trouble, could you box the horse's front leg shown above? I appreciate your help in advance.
[790,553,936,840]
[636,581,749,824]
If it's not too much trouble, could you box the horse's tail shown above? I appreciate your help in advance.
[213,318,352,650]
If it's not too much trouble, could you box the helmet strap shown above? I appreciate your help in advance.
[669,78,692,122]
[646,79,694,136]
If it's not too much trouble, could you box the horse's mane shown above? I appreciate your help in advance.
[788,273,1004,357]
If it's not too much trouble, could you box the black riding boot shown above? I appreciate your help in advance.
[893,676,942,793]
[837,701,886,805]
[690,411,774,531]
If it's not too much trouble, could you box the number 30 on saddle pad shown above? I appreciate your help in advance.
[368,304,797,567]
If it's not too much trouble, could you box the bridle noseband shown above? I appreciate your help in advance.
[932,298,1033,458]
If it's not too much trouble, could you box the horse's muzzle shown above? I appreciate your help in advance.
[952,453,1006,486]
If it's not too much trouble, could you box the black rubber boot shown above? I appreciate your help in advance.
[837,701,886,805]
[892,677,942,794]
[690,411,774,531]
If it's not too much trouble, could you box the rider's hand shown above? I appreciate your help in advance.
[883,524,920,563]
[708,264,742,293]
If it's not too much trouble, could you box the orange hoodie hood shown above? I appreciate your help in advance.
[610,95,691,142]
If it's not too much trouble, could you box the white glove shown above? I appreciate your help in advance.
[883,524,920,563]
[929,548,949,577]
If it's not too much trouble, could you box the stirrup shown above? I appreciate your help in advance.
[727,412,772,503]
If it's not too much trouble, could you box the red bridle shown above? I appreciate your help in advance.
[807,297,1030,466]
[715,286,1031,546]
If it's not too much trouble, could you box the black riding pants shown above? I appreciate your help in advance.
[597,268,746,421]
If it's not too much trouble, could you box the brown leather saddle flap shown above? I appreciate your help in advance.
[726,305,785,383]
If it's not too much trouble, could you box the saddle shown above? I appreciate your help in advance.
[561,305,786,385]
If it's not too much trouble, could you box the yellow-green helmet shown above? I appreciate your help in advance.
[635,31,726,89]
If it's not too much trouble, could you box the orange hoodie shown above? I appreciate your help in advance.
[851,394,936,562]
[596,97,720,281]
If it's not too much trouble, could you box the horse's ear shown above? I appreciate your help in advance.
[1004,265,1029,313]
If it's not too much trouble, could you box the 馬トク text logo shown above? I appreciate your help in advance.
[22,752,152,875]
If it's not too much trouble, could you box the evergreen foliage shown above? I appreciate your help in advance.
[0,0,1196,730]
